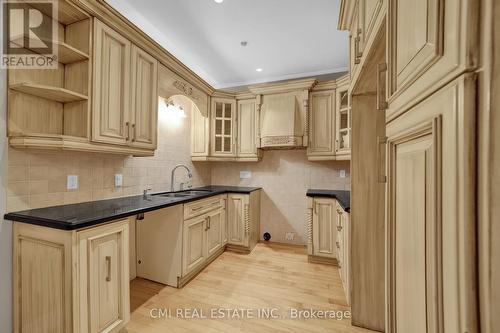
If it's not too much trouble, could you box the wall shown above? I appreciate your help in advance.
[211,150,350,245]
[6,95,211,212]
[1,67,12,332]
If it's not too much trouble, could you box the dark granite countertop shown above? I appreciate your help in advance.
[306,189,350,213]
[4,185,261,230]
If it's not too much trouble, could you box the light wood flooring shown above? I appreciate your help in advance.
[125,243,375,333]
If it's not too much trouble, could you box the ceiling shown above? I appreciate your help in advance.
[105,0,349,89]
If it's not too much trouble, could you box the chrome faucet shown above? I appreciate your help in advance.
[170,164,193,192]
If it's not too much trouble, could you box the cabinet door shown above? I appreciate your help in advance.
[308,90,335,157]
[227,194,248,247]
[237,99,259,158]
[386,75,477,333]
[182,215,207,276]
[130,45,158,149]
[387,0,478,118]
[211,98,237,156]
[191,106,210,159]
[312,198,337,258]
[335,87,351,156]
[206,209,223,256]
[92,19,131,145]
[358,0,384,53]
[81,220,129,333]
[349,4,360,75]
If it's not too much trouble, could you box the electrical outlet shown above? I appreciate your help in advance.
[115,174,123,187]
[285,232,295,241]
[240,171,252,179]
[67,175,78,190]
[339,169,346,178]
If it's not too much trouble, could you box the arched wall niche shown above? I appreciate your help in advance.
[158,63,209,118]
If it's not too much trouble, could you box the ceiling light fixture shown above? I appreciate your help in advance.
[214,0,223,3]
[256,68,263,72]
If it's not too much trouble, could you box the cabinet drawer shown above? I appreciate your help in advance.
[184,195,223,220]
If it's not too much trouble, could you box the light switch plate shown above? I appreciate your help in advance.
[67,175,78,190]
[339,170,346,178]
[115,174,123,187]
[240,171,252,179]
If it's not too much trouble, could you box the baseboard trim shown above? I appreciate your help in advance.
[308,255,338,266]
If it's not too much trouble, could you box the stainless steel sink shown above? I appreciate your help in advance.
[153,189,212,198]
[159,193,191,198]
[178,190,212,195]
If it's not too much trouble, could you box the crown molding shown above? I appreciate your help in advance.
[76,0,215,95]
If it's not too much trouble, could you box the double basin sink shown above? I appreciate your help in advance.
[153,189,213,198]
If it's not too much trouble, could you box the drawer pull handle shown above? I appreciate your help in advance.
[105,256,111,282]
[337,226,343,232]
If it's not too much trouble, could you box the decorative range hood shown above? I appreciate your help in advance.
[249,79,317,149]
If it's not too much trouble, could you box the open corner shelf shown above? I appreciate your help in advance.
[10,82,88,103]
[56,41,89,64]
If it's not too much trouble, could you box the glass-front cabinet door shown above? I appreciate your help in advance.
[335,87,351,157]
[211,98,237,157]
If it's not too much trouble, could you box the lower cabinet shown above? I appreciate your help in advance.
[306,197,351,303]
[311,197,337,260]
[226,191,260,253]
[13,218,130,333]
[182,214,209,276]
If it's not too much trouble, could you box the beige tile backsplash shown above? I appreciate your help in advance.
[6,96,350,246]
[211,150,350,245]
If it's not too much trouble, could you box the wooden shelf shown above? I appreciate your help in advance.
[57,41,89,64]
[29,1,89,25]
[10,83,88,103]
[10,36,89,64]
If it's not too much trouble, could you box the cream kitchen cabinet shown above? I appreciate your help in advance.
[358,0,384,57]
[226,191,261,253]
[77,220,130,333]
[307,90,336,160]
[202,97,261,161]
[13,218,130,333]
[387,0,479,120]
[311,198,337,261]
[93,19,158,153]
[211,97,237,157]
[237,99,260,159]
[92,19,131,146]
[335,75,351,159]
[336,202,351,305]
[385,75,477,333]
[130,45,158,149]
[183,214,209,276]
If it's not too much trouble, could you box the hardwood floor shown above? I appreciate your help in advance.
[125,243,375,333]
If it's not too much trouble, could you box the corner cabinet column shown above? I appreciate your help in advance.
[92,19,131,145]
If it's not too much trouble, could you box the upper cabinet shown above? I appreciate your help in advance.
[211,98,237,157]
[191,95,261,162]
[335,76,351,159]
[7,6,160,157]
[387,0,479,119]
[237,99,260,159]
[92,19,131,146]
[307,76,351,161]
[130,46,158,149]
[307,90,336,159]
[93,19,158,151]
